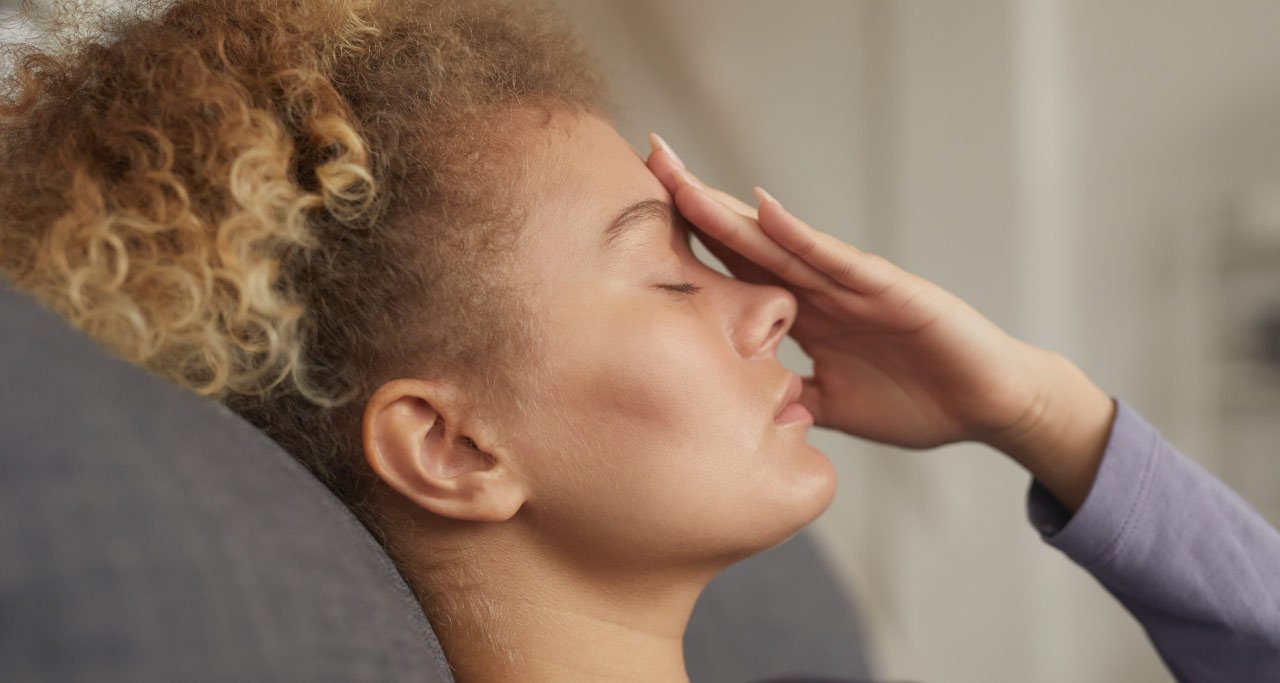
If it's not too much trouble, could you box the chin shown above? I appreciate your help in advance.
[793,443,839,517]
[753,462,839,559]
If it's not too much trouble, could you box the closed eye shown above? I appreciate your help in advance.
[658,281,703,295]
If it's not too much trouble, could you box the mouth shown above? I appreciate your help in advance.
[773,373,813,425]
[775,401,814,425]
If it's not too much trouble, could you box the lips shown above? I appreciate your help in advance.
[774,373,804,419]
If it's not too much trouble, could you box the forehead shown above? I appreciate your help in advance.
[536,113,656,220]
[514,112,668,280]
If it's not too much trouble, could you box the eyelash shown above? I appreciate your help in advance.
[660,281,704,295]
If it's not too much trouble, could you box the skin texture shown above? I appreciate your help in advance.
[362,111,837,683]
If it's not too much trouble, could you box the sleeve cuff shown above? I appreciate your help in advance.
[1025,396,1162,565]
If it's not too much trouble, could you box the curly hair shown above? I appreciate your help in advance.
[0,0,610,625]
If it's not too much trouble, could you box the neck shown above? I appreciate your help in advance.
[446,609,693,683]
[433,561,703,683]
[404,530,713,683]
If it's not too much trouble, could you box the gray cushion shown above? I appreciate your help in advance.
[0,279,453,682]
[0,278,874,682]
[689,532,874,683]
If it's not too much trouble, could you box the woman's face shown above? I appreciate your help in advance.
[499,111,838,578]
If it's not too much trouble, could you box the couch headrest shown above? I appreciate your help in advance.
[0,279,455,682]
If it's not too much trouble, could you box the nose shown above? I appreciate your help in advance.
[742,284,797,359]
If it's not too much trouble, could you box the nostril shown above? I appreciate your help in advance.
[765,317,786,352]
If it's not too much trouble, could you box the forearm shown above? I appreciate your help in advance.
[981,346,1117,512]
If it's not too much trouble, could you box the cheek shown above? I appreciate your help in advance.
[523,288,765,498]
[516,303,820,566]
[568,314,763,484]
[588,314,719,429]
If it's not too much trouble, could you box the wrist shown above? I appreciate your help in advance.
[981,347,1117,512]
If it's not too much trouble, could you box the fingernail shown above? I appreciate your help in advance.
[649,131,686,169]
[753,186,778,206]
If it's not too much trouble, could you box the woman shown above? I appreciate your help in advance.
[0,1,1275,681]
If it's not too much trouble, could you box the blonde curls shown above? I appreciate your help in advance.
[0,2,392,407]
[0,0,609,527]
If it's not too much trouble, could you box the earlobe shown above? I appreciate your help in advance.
[361,378,525,523]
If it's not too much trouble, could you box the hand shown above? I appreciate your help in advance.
[645,133,1053,450]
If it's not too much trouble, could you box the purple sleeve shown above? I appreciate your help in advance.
[1025,396,1280,681]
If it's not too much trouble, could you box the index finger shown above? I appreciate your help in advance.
[645,133,757,220]
[670,171,834,292]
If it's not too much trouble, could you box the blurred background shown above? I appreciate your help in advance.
[553,1,1280,682]
[5,0,1278,681]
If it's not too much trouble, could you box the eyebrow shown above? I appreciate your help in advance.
[601,198,675,250]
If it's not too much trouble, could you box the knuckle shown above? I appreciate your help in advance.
[832,257,856,284]
[794,236,817,258]
[767,253,793,276]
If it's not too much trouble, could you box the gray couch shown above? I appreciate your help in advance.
[0,278,874,682]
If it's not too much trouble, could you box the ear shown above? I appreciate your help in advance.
[362,378,526,523]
